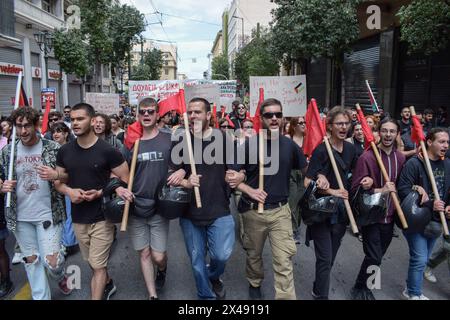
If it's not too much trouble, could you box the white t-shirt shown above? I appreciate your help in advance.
[16,139,53,222]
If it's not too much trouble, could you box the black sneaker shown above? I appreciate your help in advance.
[103,279,117,300]
[155,268,166,290]
[248,284,262,300]
[210,278,226,300]
[150,296,159,300]
[0,279,13,300]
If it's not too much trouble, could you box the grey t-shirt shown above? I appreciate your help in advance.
[126,131,172,199]
[16,139,52,222]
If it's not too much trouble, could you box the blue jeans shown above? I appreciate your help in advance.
[403,231,438,296]
[62,196,77,247]
[180,215,235,300]
[13,221,65,300]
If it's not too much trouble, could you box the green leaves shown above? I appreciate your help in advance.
[397,0,450,55]
[211,54,229,80]
[234,28,279,87]
[53,29,89,78]
[270,0,360,65]
[131,48,164,80]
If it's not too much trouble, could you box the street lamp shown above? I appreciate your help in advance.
[231,15,244,49]
[34,30,54,89]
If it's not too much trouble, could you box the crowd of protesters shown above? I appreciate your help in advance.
[0,96,448,301]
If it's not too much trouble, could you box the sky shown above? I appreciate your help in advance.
[121,0,228,79]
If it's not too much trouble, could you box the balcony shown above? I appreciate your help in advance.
[15,0,65,30]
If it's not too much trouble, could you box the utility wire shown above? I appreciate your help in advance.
[146,11,221,27]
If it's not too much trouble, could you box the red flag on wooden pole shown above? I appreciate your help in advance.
[253,88,264,132]
[303,99,326,157]
[356,106,375,148]
[40,97,52,134]
[411,115,425,145]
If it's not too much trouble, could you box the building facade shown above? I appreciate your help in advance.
[227,0,276,77]
[0,0,114,115]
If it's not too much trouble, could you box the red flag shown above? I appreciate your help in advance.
[253,88,264,132]
[303,99,326,157]
[356,108,375,148]
[40,98,52,134]
[179,89,187,114]
[246,111,250,119]
[19,83,29,107]
[212,104,219,128]
[158,93,182,116]
[224,114,235,128]
[411,115,425,145]
[124,121,143,150]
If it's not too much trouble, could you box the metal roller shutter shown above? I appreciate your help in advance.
[0,76,17,116]
[68,84,81,106]
[306,57,327,109]
[33,79,41,109]
[343,35,380,113]
[0,47,22,64]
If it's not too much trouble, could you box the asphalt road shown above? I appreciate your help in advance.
[4,198,450,300]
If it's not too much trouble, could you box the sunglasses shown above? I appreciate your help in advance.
[139,109,156,116]
[262,112,283,119]
[297,122,306,126]
[49,118,59,122]
[221,125,232,129]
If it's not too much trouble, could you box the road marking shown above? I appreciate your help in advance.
[12,282,31,300]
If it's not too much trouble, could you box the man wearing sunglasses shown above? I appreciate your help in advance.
[231,98,308,300]
[229,100,248,129]
[43,111,75,142]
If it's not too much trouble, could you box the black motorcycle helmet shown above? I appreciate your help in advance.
[155,177,192,220]
[102,178,129,224]
[299,180,338,225]
[401,190,433,234]
[352,186,387,227]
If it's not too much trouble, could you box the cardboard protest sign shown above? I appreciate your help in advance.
[86,93,120,115]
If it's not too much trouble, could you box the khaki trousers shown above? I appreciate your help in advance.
[242,204,297,300]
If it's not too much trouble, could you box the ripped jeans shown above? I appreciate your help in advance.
[13,221,65,300]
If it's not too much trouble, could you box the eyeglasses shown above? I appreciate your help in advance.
[221,125,232,129]
[297,122,306,126]
[380,129,398,135]
[332,122,350,128]
[243,126,253,129]
[139,109,156,116]
[49,118,59,122]
[262,112,283,119]
[16,124,33,130]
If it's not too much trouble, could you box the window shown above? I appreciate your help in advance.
[164,69,169,75]
[164,61,168,66]
[42,0,55,14]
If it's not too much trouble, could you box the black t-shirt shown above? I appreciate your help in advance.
[170,128,232,226]
[234,135,308,204]
[430,159,445,201]
[125,132,172,199]
[352,138,365,158]
[56,138,125,224]
[398,119,412,136]
[306,141,358,191]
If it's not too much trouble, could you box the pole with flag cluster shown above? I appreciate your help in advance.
[254,88,265,213]
[355,103,408,229]
[410,106,449,236]
[6,72,23,212]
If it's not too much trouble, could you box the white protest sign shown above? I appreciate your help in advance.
[213,80,237,111]
[86,93,120,115]
[184,82,220,106]
[250,75,307,117]
[128,80,180,105]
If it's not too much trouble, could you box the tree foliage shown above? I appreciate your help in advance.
[270,0,361,66]
[211,54,229,80]
[397,0,450,55]
[109,4,146,67]
[131,48,164,80]
[234,28,279,88]
[53,29,89,77]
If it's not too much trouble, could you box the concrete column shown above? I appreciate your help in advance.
[39,52,47,90]
[62,71,68,107]
[22,37,33,107]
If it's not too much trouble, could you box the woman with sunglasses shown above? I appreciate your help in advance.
[304,106,358,300]
[287,116,307,243]
[50,123,79,257]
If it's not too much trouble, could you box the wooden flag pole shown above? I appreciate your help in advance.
[355,104,408,229]
[410,106,449,236]
[323,136,359,234]
[258,129,264,213]
[181,84,202,208]
[120,139,140,232]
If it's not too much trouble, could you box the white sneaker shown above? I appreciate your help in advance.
[423,266,437,283]
[12,252,22,265]
[402,289,430,300]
